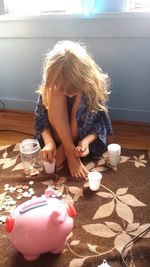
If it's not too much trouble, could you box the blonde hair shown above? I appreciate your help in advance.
[38,40,110,112]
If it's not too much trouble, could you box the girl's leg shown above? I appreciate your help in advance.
[48,89,88,178]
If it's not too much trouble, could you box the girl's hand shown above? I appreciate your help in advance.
[74,141,89,158]
[74,134,97,158]
[41,142,56,162]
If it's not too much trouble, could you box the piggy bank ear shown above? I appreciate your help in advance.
[5,215,15,233]
[51,210,67,224]
[66,203,76,218]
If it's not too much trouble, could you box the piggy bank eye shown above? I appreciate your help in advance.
[66,203,76,218]
[5,215,15,233]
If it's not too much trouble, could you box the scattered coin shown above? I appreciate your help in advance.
[57,192,63,197]
[17,189,23,193]
[22,185,29,190]
[1,177,66,216]
[0,215,6,224]
[29,181,34,185]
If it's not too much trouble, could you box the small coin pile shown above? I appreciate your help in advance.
[0,181,35,224]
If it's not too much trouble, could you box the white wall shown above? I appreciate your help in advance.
[0,12,150,122]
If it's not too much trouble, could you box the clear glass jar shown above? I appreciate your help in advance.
[20,139,43,176]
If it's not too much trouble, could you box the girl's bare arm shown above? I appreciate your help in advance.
[41,128,56,161]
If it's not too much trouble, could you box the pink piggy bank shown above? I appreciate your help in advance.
[5,189,76,261]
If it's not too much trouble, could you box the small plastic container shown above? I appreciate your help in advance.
[43,159,56,174]
[88,171,102,191]
[107,143,121,166]
[20,139,43,176]
[97,259,112,267]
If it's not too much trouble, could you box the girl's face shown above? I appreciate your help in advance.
[58,83,81,98]
[63,91,80,98]
[53,85,80,98]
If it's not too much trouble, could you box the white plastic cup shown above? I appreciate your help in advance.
[107,143,121,166]
[43,159,56,174]
[88,171,102,191]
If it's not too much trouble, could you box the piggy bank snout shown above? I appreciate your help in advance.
[5,215,15,233]
[66,203,76,218]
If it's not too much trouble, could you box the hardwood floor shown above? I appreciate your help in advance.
[0,111,34,145]
[0,110,150,157]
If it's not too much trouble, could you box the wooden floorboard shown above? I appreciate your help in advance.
[0,111,34,145]
[0,110,150,157]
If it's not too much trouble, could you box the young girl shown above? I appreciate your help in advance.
[34,40,112,179]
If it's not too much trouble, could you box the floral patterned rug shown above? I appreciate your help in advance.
[0,144,150,267]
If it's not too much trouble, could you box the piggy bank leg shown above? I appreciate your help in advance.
[23,254,40,261]
[51,243,65,254]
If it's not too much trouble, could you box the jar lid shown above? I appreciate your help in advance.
[20,139,40,154]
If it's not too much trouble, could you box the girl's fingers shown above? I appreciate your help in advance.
[74,150,89,158]
[73,147,81,157]
[47,152,54,162]
[75,146,81,152]
[42,149,55,162]
[51,150,56,159]
[80,146,87,152]
[42,150,48,161]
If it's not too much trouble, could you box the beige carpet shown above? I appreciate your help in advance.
[0,144,150,267]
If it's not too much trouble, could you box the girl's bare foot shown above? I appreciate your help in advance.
[66,151,88,179]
